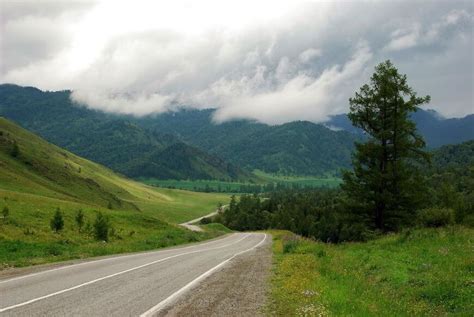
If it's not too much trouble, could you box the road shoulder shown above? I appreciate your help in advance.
[158,234,272,317]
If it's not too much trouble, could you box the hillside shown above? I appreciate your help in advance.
[0,117,230,222]
[0,117,232,267]
[0,85,360,177]
[3,84,471,178]
[431,140,474,169]
[138,109,359,176]
[326,109,474,147]
[0,84,251,181]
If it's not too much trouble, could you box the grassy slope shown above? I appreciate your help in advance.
[269,228,473,316]
[0,117,230,268]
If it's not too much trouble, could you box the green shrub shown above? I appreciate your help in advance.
[10,141,19,157]
[75,209,85,232]
[2,206,9,219]
[282,236,300,254]
[417,208,455,227]
[50,208,64,233]
[461,214,474,227]
[93,212,110,241]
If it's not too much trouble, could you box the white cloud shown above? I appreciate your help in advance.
[1,0,473,122]
[299,48,322,63]
[71,90,174,116]
[212,44,372,124]
[384,25,420,51]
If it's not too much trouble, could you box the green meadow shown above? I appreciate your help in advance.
[269,227,473,316]
[0,117,231,268]
[141,171,341,193]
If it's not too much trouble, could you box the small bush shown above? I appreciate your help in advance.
[85,221,92,235]
[2,206,9,219]
[50,208,64,233]
[75,209,85,232]
[282,236,300,254]
[417,208,455,228]
[93,212,110,241]
[460,214,474,227]
[10,141,19,157]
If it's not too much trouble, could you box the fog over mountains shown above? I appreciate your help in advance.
[1,1,472,122]
[1,84,472,180]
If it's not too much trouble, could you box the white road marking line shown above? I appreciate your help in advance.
[0,232,237,285]
[0,234,250,313]
[140,233,268,317]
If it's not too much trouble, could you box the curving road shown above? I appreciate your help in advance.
[179,205,228,232]
[0,233,267,316]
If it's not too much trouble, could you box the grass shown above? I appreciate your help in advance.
[0,117,232,268]
[254,170,342,188]
[0,117,230,224]
[269,227,474,316]
[141,172,342,193]
[141,178,257,192]
[0,191,230,268]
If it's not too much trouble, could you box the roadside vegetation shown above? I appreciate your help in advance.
[269,228,473,316]
[215,61,473,315]
[217,62,473,241]
[0,192,230,268]
[0,117,230,268]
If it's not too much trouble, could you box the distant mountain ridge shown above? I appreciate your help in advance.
[326,109,474,148]
[0,84,253,181]
[135,109,359,176]
[1,84,472,179]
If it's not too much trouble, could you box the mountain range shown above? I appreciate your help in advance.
[0,84,472,180]
[326,109,474,148]
[0,84,253,181]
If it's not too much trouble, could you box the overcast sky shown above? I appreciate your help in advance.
[1,0,472,124]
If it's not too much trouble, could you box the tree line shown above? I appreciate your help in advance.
[157,181,332,193]
[216,61,473,241]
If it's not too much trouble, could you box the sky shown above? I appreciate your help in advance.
[1,0,473,124]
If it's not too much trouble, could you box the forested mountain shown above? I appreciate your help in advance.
[326,109,474,147]
[1,84,472,179]
[137,110,359,175]
[0,84,252,181]
[217,140,474,241]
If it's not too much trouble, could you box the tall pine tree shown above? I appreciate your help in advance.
[342,60,430,231]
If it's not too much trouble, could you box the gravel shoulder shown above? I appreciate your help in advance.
[158,233,272,317]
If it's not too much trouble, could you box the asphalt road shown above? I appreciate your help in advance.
[0,233,267,316]
[179,205,228,232]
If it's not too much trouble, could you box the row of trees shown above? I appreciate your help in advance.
[50,208,111,241]
[159,181,330,193]
[217,61,473,241]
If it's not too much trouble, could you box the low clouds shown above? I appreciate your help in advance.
[211,43,372,124]
[384,8,472,52]
[1,0,473,123]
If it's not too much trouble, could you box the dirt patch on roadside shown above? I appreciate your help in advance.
[159,235,272,317]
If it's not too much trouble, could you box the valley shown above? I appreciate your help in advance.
[1,2,473,314]
[0,117,230,268]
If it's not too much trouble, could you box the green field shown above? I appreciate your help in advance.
[254,170,342,187]
[0,191,231,268]
[0,117,231,268]
[141,171,342,193]
[269,227,473,316]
